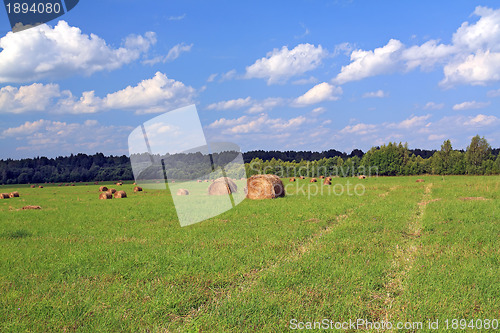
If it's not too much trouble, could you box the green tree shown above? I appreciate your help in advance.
[465,135,492,174]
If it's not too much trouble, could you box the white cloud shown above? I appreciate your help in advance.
[245,44,327,84]
[168,14,186,21]
[362,90,388,98]
[487,88,500,97]
[0,83,60,113]
[207,114,308,135]
[452,101,490,110]
[423,102,445,110]
[402,40,455,71]
[333,7,500,87]
[388,115,431,129]
[2,119,132,156]
[206,97,253,110]
[0,72,196,114]
[143,43,193,65]
[463,114,499,126]
[220,69,237,81]
[311,107,326,114]
[247,97,284,113]
[293,82,342,106]
[207,73,218,82]
[0,21,156,83]
[441,50,500,86]
[334,39,404,84]
[103,72,196,114]
[339,123,377,135]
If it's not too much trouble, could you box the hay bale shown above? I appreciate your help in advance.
[323,179,331,185]
[197,180,202,183]
[208,177,238,195]
[99,192,113,200]
[99,186,108,192]
[326,177,332,182]
[114,191,127,198]
[289,177,296,182]
[299,176,305,179]
[9,191,19,198]
[204,180,209,183]
[310,178,317,183]
[38,186,43,188]
[319,176,325,179]
[107,188,116,194]
[134,186,143,192]
[71,184,75,186]
[30,185,35,188]
[116,182,123,186]
[358,175,366,179]
[22,205,41,210]
[176,189,189,196]
[416,179,425,183]
[0,193,10,199]
[247,174,285,200]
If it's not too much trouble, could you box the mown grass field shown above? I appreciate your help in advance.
[0,176,499,332]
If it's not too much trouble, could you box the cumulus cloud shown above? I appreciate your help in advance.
[245,44,327,84]
[452,101,490,110]
[206,96,284,114]
[1,119,132,156]
[293,82,342,106]
[206,97,253,110]
[208,114,307,134]
[143,42,193,65]
[362,90,388,98]
[0,21,156,83]
[334,6,500,87]
[423,102,445,110]
[102,72,196,114]
[334,39,404,84]
[0,72,196,114]
[463,114,499,126]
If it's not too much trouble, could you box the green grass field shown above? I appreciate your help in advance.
[0,176,499,332]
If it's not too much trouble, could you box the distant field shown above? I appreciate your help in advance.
[0,176,499,332]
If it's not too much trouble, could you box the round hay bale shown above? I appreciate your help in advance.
[208,177,238,196]
[289,177,296,182]
[116,182,123,186]
[197,180,202,183]
[299,176,305,179]
[319,176,325,179]
[134,186,143,192]
[71,184,75,186]
[358,175,366,179]
[22,205,41,210]
[177,189,189,196]
[30,185,35,188]
[99,192,113,200]
[204,180,209,183]
[246,174,285,200]
[310,178,317,183]
[323,179,331,185]
[114,191,127,198]
[38,186,43,188]
[99,186,108,192]
[133,182,137,185]
[9,191,19,198]
[107,188,117,194]
[326,176,332,182]
[416,179,425,183]
[0,193,10,199]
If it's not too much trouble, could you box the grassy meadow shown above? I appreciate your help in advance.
[0,176,499,332]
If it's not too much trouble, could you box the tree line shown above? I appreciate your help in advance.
[0,136,499,184]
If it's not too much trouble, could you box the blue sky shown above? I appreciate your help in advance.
[0,0,499,158]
